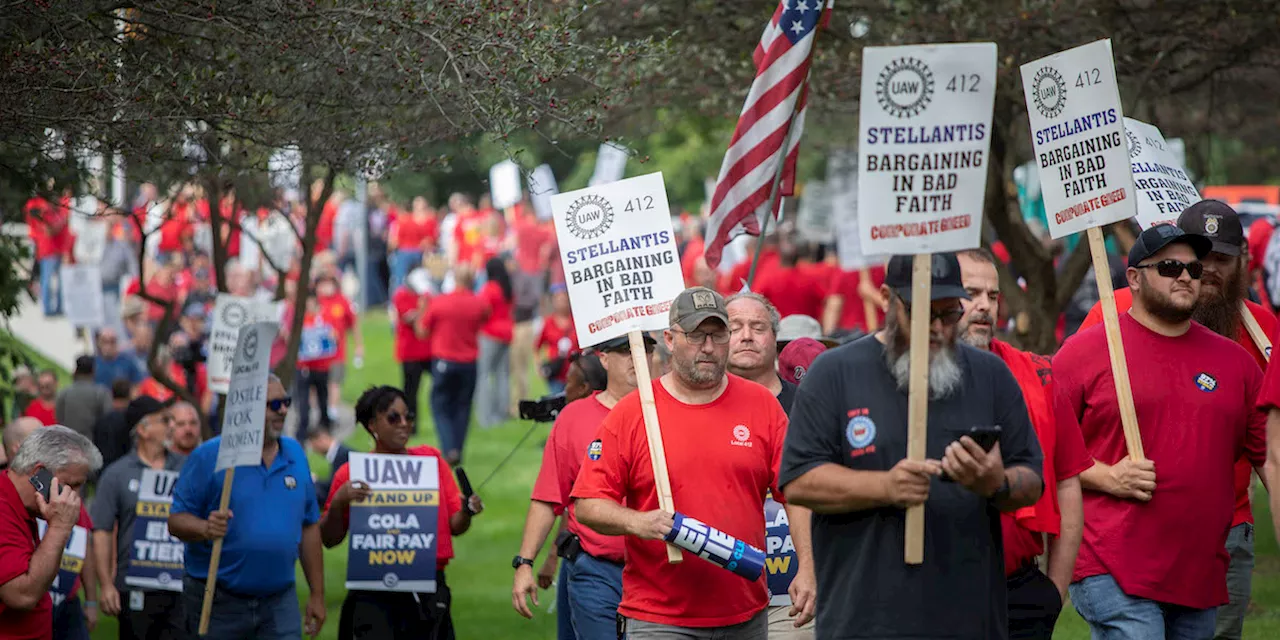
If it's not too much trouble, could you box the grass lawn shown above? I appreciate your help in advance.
[87,311,1280,638]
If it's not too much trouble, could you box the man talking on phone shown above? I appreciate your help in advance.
[780,253,1043,640]
[0,425,103,639]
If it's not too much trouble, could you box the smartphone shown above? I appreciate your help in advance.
[455,467,474,499]
[29,467,54,502]
[965,426,1002,452]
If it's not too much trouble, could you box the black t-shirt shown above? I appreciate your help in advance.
[779,335,1042,640]
[776,379,798,417]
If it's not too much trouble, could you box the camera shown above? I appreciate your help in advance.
[519,393,567,423]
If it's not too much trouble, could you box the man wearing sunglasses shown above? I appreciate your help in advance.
[1056,223,1270,640]
[779,252,1044,639]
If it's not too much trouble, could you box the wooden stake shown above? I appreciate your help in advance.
[904,254,932,565]
[860,267,879,332]
[1087,227,1145,460]
[198,468,236,635]
[628,330,682,564]
[1241,301,1272,362]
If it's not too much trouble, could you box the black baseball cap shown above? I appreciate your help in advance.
[1128,224,1212,267]
[126,395,169,431]
[883,253,970,303]
[1177,200,1244,256]
[596,334,656,352]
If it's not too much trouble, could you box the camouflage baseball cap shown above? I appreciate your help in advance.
[669,287,729,332]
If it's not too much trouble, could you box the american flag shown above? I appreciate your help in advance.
[703,0,832,269]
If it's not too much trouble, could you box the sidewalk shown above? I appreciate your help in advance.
[4,297,84,371]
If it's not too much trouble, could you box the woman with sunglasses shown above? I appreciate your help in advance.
[319,385,484,640]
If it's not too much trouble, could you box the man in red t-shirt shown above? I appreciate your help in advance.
[1056,225,1268,638]
[26,195,71,317]
[295,294,340,433]
[1078,203,1275,639]
[512,334,653,636]
[957,249,1091,639]
[422,267,490,464]
[22,371,60,427]
[393,269,434,434]
[822,263,887,336]
[573,287,789,637]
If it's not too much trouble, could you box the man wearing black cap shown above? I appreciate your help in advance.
[779,252,1044,639]
[89,395,188,639]
[512,333,652,637]
[1077,202,1277,640]
[574,287,790,638]
[1056,224,1270,639]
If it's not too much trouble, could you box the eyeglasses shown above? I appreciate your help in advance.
[384,411,415,426]
[676,329,731,345]
[908,306,965,327]
[267,397,293,413]
[1133,259,1203,280]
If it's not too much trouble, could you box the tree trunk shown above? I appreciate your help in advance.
[272,165,334,388]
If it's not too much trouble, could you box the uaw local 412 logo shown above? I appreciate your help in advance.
[1126,129,1142,159]
[876,56,934,119]
[1031,66,1067,119]
[565,194,615,240]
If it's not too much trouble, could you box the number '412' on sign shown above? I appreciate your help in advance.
[624,196,654,213]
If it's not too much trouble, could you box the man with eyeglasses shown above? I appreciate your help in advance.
[573,287,790,639]
[1078,202,1276,640]
[91,395,189,639]
[1055,224,1270,639]
[779,252,1044,639]
[169,375,327,639]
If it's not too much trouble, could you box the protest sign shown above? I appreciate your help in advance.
[589,142,629,186]
[664,512,764,580]
[1022,40,1143,460]
[37,520,88,607]
[208,295,280,393]
[552,171,685,563]
[60,264,105,329]
[857,43,997,255]
[764,496,797,606]
[345,453,441,592]
[796,182,835,244]
[125,469,184,592]
[1123,118,1199,229]
[490,159,523,210]
[73,219,108,265]
[1021,39,1135,239]
[528,164,559,221]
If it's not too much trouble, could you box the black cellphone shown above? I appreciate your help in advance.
[964,426,1002,452]
[455,468,474,498]
[29,467,54,502]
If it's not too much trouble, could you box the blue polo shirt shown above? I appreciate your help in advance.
[171,435,320,596]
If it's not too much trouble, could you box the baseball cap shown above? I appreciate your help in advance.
[775,315,838,348]
[1177,200,1244,256]
[596,334,657,352]
[669,287,729,332]
[778,338,826,385]
[126,395,168,431]
[1127,224,1212,267]
[883,253,970,303]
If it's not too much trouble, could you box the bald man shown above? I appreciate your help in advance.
[1,417,42,469]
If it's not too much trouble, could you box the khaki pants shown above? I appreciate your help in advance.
[767,605,815,640]
[510,321,535,415]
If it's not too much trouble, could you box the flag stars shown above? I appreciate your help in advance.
[790,20,805,34]
[796,0,810,11]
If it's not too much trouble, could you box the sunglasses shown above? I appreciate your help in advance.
[267,397,293,412]
[384,411,415,426]
[907,306,965,327]
[1133,259,1203,280]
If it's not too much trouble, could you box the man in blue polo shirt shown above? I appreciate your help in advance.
[168,375,326,639]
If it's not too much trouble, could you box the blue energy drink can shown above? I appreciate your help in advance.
[664,512,765,581]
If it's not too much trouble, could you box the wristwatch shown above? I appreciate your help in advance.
[992,476,1012,502]
[512,555,535,570]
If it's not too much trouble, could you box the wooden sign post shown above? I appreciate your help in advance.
[1087,227,1145,459]
[903,255,932,564]
[629,330,682,563]
[1242,304,1273,361]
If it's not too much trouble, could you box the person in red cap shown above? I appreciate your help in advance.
[1058,224,1269,639]
[1078,201,1276,639]
[777,338,826,387]
[956,248,1090,639]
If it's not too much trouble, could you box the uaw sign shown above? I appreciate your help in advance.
[125,469,184,591]
[215,321,278,472]
[346,453,441,593]
[1123,118,1200,230]
[664,512,765,581]
[857,43,997,255]
[208,295,280,394]
[37,520,88,607]
[551,172,684,348]
[763,495,797,607]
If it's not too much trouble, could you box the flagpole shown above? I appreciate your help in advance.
[745,98,802,289]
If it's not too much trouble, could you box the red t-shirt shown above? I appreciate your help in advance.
[392,287,432,363]
[394,215,439,252]
[721,249,779,294]
[680,238,706,288]
[530,394,623,562]
[0,472,53,640]
[478,281,514,344]
[992,341,1091,574]
[755,265,826,319]
[452,210,486,265]
[536,316,578,383]
[1055,315,1267,608]
[571,376,789,627]
[325,445,464,570]
[158,202,193,253]
[23,399,56,426]
[512,217,552,274]
[423,291,490,363]
[319,293,358,362]
[316,200,339,252]
[828,266,887,332]
[25,197,69,261]
[1080,288,1275,527]
[125,277,181,324]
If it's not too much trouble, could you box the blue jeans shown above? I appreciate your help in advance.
[52,594,89,640]
[1216,522,1254,640]
[430,360,477,460]
[389,250,423,294]
[183,576,302,640]
[556,561,574,640]
[566,553,624,640]
[1070,574,1217,640]
[40,255,62,316]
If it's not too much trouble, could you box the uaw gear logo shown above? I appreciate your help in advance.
[382,573,400,589]
[243,329,259,360]
[1126,130,1141,159]
[731,425,753,448]
[846,416,877,449]
[692,290,717,310]
[1204,215,1220,236]
[1032,66,1067,119]
[564,194,614,240]
[221,301,247,327]
[876,57,934,119]
[588,439,603,461]
[284,475,297,490]
[1195,372,1218,392]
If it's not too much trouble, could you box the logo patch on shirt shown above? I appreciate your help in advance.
[846,409,877,455]
[731,425,753,448]
[1195,372,1218,392]
[588,439,603,461]
[284,475,298,490]
[128,479,140,493]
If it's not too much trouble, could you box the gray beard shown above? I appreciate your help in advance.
[885,342,964,400]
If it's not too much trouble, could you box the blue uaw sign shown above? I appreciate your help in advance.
[37,520,88,606]
[126,469,184,591]
[763,495,797,606]
[664,512,765,581]
[346,453,440,593]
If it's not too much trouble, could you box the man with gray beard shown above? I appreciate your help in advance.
[780,252,1044,640]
